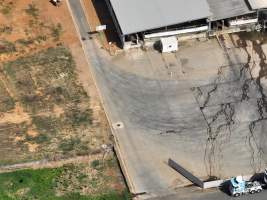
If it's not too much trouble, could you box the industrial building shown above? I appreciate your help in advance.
[105,0,267,49]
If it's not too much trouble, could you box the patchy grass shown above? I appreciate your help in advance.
[65,106,93,127]
[25,3,39,18]
[16,35,47,47]
[0,1,13,15]
[0,123,29,165]
[0,1,126,199]
[0,47,96,164]
[32,116,59,135]
[0,25,12,35]
[0,161,130,200]
[59,138,81,153]
[0,40,16,54]
[3,47,88,113]
[0,80,15,112]
[50,23,63,41]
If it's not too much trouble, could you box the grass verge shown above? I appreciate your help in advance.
[0,165,130,200]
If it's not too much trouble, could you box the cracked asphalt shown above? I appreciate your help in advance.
[67,1,267,198]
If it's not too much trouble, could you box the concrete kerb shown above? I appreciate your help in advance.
[168,158,224,189]
[66,0,137,195]
[168,158,204,188]
[168,159,259,189]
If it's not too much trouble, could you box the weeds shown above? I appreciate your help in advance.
[65,106,93,127]
[59,138,81,153]
[32,116,59,135]
[50,23,63,41]
[25,3,39,18]
[16,35,47,46]
[0,40,16,54]
[26,133,50,144]
[0,1,13,15]
[0,25,12,34]
[1,47,95,163]
[0,80,15,112]
[16,38,35,46]
[90,160,100,169]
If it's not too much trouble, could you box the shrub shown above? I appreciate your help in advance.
[65,107,93,127]
[0,40,16,54]
[90,160,100,169]
[59,138,81,153]
[25,3,39,18]
[50,23,63,41]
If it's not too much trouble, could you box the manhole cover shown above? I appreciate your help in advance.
[112,122,124,129]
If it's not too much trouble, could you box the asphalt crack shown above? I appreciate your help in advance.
[200,33,267,176]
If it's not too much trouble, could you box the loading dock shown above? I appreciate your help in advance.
[105,0,267,49]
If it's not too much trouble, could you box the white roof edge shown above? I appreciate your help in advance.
[109,0,211,35]
[247,0,267,9]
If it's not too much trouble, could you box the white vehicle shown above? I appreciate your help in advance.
[246,181,263,194]
[230,176,263,197]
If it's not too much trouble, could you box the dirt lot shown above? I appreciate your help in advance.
[0,0,109,163]
[0,0,126,197]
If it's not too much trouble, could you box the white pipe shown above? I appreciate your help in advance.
[229,18,258,26]
[144,26,208,39]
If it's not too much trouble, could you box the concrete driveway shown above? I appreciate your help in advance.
[68,1,267,198]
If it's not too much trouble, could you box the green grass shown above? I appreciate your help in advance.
[0,167,131,200]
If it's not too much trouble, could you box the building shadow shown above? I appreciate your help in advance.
[91,0,121,47]
[153,40,162,52]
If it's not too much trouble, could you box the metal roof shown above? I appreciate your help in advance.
[247,0,267,9]
[207,0,252,21]
[108,0,211,35]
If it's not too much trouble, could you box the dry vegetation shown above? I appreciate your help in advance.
[0,3,99,162]
[0,0,109,164]
[0,0,126,198]
[0,47,100,164]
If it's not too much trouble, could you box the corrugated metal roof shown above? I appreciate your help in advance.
[247,0,267,9]
[207,0,252,21]
[108,0,211,35]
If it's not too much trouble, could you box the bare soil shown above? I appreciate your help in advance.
[0,0,126,195]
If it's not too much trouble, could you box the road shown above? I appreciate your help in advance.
[67,0,267,199]
[150,188,267,200]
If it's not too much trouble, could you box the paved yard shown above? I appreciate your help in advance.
[90,34,267,196]
[68,1,267,197]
